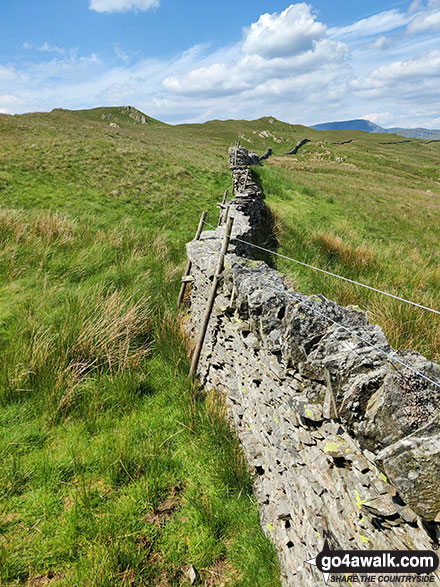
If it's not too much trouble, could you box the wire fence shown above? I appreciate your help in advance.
[236,263,440,390]
[200,218,440,390]
[202,220,440,316]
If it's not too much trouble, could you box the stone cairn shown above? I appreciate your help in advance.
[184,146,440,586]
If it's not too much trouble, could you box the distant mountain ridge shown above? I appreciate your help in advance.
[384,127,440,140]
[311,119,440,140]
[312,119,385,133]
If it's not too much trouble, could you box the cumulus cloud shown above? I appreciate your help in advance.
[351,50,440,109]
[163,38,347,98]
[242,3,326,58]
[2,2,440,127]
[164,62,250,97]
[89,0,159,13]
[163,4,346,101]
[365,50,440,82]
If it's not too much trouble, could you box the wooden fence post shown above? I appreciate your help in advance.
[217,189,229,226]
[223,203,230,226]
[177,210,207,310]
[189,216,234,379]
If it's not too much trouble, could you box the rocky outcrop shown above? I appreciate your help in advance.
[184,146,440,586]
[101,113,119,122]
[121,105,149,125]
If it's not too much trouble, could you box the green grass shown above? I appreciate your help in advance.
[253,134,440,361]
[0,108,281,586]
[1,105,439,585]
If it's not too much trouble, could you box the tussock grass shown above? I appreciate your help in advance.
[255,144,440,362]
[3,106,438,585]
[0,109,282,586]
[312,231,376,270]
[69,288,152,375]
[0,210,153,419]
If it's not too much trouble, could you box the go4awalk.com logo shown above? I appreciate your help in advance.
[305,540,439,584]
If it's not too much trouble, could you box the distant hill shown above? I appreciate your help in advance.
[385,127,440,140]
[50,105,167,127]
[311,119,386,133]
[312,119,440,140]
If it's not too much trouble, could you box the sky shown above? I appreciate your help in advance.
[1,0,440,128]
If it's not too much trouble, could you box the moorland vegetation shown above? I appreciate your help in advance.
[0,106,439,585]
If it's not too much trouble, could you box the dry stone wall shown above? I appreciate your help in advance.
[185,146,440,586]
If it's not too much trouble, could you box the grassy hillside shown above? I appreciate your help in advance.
[0,108,281,586]
[0,106,439,585]
[253,132,440,362]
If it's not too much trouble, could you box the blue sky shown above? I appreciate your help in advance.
[1,0,440,127]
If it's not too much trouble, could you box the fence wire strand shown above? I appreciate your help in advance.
[202,220,440,316]
[238,264,440,390]
[199,218,440,390]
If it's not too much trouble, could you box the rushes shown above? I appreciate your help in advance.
[0,209,153,414]
[1,287,152,415]
[0,208,76,244]
[70,288,152,376]
[0,111,282,586]
[313,231,376,269]
[59,287,152,414]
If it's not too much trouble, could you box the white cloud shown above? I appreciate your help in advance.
[407,10,440,33]
[365,50,440,82]
[351,50,440,115]
[368,36,393,50]
[163,38,347,98]
[38,42,66,54]
[164,62,251,97]
[0,65,16,81]
[2,3,440,128]
[409,0,423,11]
[0,95,23,113]
[22,41,67,54]
[361,112,394,125]
[89,0,159,13]
[163,5,346,101]
[242,3,326,58]
[114,44,130,62]
[331,9,410,38]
